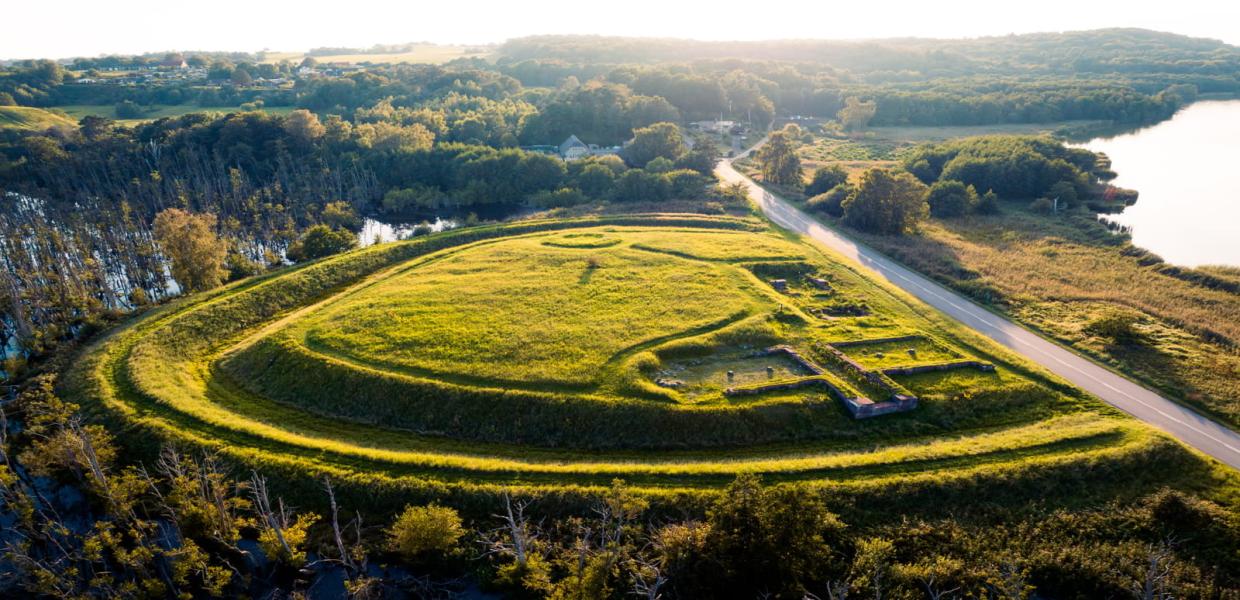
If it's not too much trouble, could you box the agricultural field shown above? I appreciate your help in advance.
[51,103,296,125]
[0,105,78,130]
[62,214,1230,510]
[262,44,493,65]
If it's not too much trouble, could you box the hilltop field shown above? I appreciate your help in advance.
[63,213,1235,514]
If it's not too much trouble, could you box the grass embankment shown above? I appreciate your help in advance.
[60,213,1232,514]
[0,106,78,130]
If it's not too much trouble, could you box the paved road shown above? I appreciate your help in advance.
[717,159,1240,470]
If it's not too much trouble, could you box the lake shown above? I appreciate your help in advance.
[1080,99,1240,267]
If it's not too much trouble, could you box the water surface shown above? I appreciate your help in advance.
[1081,100,1240,267]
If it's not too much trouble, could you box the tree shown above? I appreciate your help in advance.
[152,208,228,293]
[286,225,356,262]
[757,128,802,187]
[694,474,847,597]
[926,180,978,217]
[838,97,877,131]
[230,67,253,86]
[283,109,325,146]
[806,164,849,196]
[807,182,855,217]
[1048,180,1079,207]
[387,504,465,561]
[842,168,930,234]
[977,189,1000,214]
[622,122,686,168]
[573,163,616,198]
[114,100,144,119]
[613,169,670,202]
[675,141,721,175]
[321,201,360,229]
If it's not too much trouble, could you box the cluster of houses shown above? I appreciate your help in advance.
[689,120,746,135]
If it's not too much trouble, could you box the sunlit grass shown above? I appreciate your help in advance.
[59,215,1204,506]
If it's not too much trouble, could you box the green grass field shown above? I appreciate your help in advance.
[0,106,79,131]
[61,214,1234,511]
[51,104,296,126]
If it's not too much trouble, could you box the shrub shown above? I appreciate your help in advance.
[531,187,588,208]
[645,156,675,174]
[806,183,854,217]
[286,225,357,262]
[386,504,466,560]
[1029,197,1055,214]
[321,201,361,230]
[572,163,615,198]
[613,169,670,202]
[382,185,444,213]
[1085,311,1142,344]
[114,100,144,119]
[225,251,263,281]
[805,165,849,196]
[666,169,711,198]
[926,180,978,218]
[976,189,1000,214]
[1048,180,1079,207]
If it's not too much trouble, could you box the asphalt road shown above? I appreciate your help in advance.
[717,158,1240,470]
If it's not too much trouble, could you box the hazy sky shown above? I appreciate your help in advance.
[4,0,1238,60]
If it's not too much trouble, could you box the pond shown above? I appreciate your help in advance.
[357,204,531,247]
[1079,99,1240,267]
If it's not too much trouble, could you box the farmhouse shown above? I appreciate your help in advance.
[556,135,623,161]
[559,135,590,160]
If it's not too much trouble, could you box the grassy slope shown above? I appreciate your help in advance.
[0,106,78,130]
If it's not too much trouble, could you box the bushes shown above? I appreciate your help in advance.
[1085,311,1143,344]
[285,225,357,262]
[805,164,848,196]
[925,180,978,218]
[806,183,854,217]
[613,168,670,202]
[387,504,465,561]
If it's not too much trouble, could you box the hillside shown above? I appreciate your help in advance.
[0,105,76,130]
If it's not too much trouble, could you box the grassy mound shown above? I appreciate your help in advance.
[62,214,1225,511]
[0,106,78,131]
